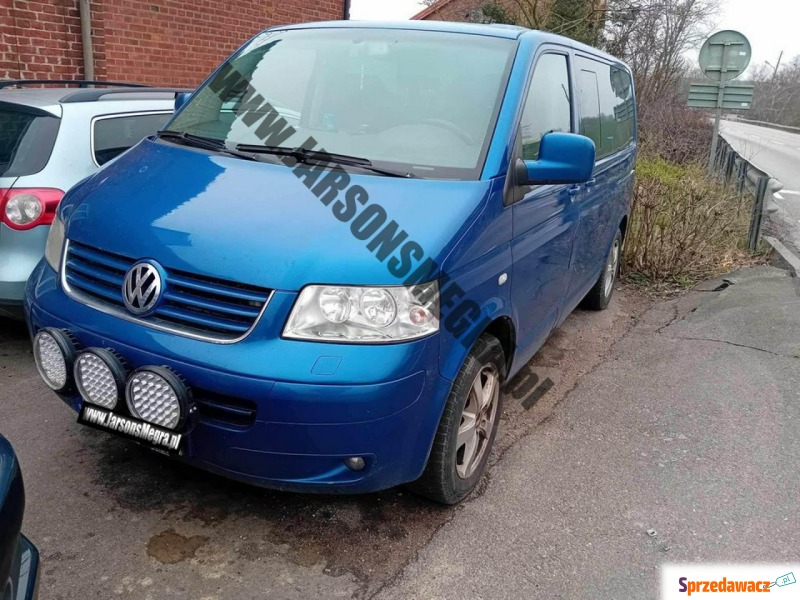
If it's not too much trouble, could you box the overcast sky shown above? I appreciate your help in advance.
[349,0,798,72]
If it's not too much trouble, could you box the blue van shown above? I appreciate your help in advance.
[25,21,636,504]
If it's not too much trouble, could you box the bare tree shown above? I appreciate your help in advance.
[475,0,606,45]
[603,0,718,109]
[749,56,800,126]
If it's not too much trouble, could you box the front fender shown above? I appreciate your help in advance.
[437,189,514,380]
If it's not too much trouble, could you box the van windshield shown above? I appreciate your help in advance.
[167,28,517,180]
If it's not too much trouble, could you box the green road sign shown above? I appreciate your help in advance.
[691,30,753,174]
[688,82,754,110]
[699,30,752,82]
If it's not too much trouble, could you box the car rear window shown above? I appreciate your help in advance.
[0,103,60,177]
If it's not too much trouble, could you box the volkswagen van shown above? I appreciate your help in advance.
[25,21,636,504]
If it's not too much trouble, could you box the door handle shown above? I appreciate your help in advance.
[584,178,597,189]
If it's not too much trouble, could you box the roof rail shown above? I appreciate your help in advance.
[59,87,193,104]
[0,79,150,89]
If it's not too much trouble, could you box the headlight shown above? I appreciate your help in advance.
[283,282,439,343]
[44,216,65,272]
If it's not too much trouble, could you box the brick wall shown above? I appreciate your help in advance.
[1,0,345,87]
[1,1,89,81]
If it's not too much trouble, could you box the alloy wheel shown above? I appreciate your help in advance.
[456,364,500,479]
[603,237,620,298]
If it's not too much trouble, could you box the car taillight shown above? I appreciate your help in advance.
[0,188,64,231]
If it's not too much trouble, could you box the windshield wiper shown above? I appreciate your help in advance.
[157,130,262,162]
[234,144,417,178]
[308,150,418,179]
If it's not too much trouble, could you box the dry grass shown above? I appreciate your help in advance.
[622,156,761,289]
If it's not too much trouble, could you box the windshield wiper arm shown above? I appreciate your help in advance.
[158,130,225,150]
[235,143,299,158]
[234,144,417,178]
[304,150,417,178]
[157,130,261,162]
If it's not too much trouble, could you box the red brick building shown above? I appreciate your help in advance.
[0,0,347,87]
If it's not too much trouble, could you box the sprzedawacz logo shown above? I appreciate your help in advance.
[662,565,798,598]
[677,577,770,595]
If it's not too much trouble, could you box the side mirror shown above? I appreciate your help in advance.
[174,92,192,112]
[515,132,596,186]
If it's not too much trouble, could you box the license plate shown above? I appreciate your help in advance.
[78,404,183,455]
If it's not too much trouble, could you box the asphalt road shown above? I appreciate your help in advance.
[721,120,800,192]
[720,120,800,256]
[0,288,651,599]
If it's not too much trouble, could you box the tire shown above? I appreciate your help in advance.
[581,228,622,311]
[408,334,505,505]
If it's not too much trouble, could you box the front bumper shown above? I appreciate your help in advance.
[26,262,451,493]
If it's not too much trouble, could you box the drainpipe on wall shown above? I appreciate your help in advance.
[343,0,351,20]
[79,0,95,80]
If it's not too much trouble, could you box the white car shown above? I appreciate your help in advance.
[0,80,188,318]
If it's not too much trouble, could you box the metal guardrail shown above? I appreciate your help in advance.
[713,137,783,252]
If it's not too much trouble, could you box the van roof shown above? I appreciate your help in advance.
[276,19,530,40]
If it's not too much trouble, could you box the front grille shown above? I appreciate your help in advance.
[64,241,272,341]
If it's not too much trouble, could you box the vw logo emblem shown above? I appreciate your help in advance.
[123,262,163,315]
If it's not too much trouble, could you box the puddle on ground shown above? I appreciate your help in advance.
[147,529,209,564]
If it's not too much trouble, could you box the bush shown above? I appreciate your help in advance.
[623,156,753,286]
[638,100,713,165]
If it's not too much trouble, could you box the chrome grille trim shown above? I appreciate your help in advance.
[60,240,273,344]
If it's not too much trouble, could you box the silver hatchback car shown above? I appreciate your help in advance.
[0,81,186,318]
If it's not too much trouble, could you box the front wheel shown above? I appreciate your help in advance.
[581,229,622,311]
[408,334,505,505]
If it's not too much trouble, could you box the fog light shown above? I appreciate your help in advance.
[33,328,77,392]
[345,457,366,471]
[74,349,126,410]
[126,366,191,430]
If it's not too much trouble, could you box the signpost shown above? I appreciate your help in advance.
[688,30,753,174]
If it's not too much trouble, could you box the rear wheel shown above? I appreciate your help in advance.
[582,229,621,311]
[408,334,505,505]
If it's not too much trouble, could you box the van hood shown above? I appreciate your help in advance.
[62,139,491,291]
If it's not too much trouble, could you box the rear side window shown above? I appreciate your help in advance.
[519,53,572,160]
[576,56,635,158]
[577,68,602,153]
[93,112,171,166]
[605,66,635,151]
[0,104,60,177]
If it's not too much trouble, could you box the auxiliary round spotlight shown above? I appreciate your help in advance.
[33,328,77,392]
[74,348,126,410]
[125,366,191,431]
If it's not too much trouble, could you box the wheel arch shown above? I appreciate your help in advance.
[482,316,516,379]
